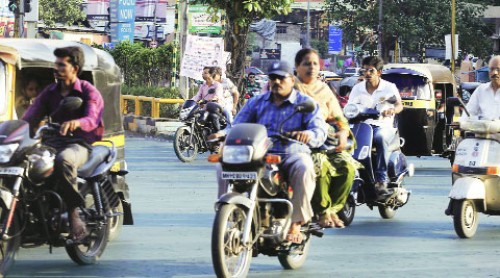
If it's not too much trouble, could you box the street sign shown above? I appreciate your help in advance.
[109,0,136,42]
[259,49,281,60]
[188,4,222,35]
[328,26,342,54]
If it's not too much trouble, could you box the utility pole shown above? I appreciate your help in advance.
[377,0,383,57]
[178,0,190,98]
[451,0,456,73]
[305,0,310,48]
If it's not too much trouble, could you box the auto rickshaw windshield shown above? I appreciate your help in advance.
[382,74,431,100]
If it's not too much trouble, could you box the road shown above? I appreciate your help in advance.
[7,136,500,277]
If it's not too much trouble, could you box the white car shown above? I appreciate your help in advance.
[344,67,361,77]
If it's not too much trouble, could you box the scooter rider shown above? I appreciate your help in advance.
[460,55,500,121]
[347,56,403,199]
[212,61,328,244]
[22,46,105,242]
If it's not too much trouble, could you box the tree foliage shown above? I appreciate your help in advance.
[325,0,494,60]
[100,41,178,87]
[190,0,293,91]
[39,0,86,27]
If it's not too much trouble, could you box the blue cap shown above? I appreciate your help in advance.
[267,61,293,77]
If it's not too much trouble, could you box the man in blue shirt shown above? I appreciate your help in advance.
[215,61,327,244]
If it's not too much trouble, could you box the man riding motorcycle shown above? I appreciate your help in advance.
[212,61,328,244]
[347,56,403,199]
[22,46,105,242]
[191,66,225,132]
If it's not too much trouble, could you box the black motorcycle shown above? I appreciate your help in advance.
[209,100,323,277]
[173,99,228,162]
[0,97,123,275]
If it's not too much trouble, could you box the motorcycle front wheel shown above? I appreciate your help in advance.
[378,205,396,219]
[338,195,356,226]
[0,199,21,276]
[66,189,110,265]
[453,199,478,238]
[173,127,199,162]
[212,204,252,278]
[278,235,311,270]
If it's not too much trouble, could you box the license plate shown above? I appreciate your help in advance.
[0,167,24,176]
[222,171,258,180]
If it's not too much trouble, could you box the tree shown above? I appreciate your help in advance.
[190,0,293,91]
[39,0,86,27]
[324,0,493,61]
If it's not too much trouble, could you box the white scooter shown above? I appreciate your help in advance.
[445,97,500,238]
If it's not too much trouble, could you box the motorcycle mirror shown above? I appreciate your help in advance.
[49,97,83,120]
[294,99,316,113]
[208,88,216,94]
[385,95,398,104]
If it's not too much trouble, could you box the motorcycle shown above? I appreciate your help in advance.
[208,100,323,278]
[173,99,228,162]
[0,97,123,275]
[338,96,414,225]
[444,97,500,238]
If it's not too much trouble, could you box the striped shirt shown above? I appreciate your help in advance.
[233,89,327,155]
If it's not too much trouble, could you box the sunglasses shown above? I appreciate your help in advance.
[269,74,291,81]
[358,68,377,75]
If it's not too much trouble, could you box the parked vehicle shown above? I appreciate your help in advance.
[343,67,361,77]
[445,97,500,238]
[319,71,342,82]
[0,39,133,241]
[174,100,227,162]
[209,100,323,277]
[0,97,121,275]
[382,64,458,157]
[338,96,414,225]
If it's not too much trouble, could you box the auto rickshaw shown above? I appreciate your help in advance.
[382,64,458,157]
[0,39,133,240]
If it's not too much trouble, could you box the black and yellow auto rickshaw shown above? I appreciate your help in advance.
[382,64,458,157]
[0,39,132,239]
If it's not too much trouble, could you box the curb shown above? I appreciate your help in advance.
[123,115,182,140]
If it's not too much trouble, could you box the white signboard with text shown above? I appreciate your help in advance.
[180,35,224,81]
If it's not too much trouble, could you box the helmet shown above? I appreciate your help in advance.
[27,148,55,184]
[179,100,199,121]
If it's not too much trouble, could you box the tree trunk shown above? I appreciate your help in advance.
[224,2,250,95]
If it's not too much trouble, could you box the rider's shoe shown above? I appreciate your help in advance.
[375,182,391,200]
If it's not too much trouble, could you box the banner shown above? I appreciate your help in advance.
[85,0,110,21]
[188,5,222,34]
[290,0,324,10]
[445,34,459,60]
[135,0,167,23]
[328,26,342,54]
[109,0,136,42]
[180,35,224,81]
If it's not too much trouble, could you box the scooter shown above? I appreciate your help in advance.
[338,97,414,225]
[445,97,500,238]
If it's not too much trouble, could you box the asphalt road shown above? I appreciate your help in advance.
[7,136,500,277]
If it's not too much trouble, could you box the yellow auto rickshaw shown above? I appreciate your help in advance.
[0,39,132,239]
[382,63,458,157]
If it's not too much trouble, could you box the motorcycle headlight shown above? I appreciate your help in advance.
[222,146,254,164]
[0,143,19,163]
[27,149,55,184]
[344,104,360,119]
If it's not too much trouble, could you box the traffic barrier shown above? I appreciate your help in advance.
[121,95,185,118]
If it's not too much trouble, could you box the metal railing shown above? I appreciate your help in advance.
[121,95,185,118]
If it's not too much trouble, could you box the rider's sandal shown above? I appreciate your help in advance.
[330,213,345,229]
[318,213,335,228]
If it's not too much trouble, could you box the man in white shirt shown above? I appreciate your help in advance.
[347,56,403,198]
[461,55,500,121]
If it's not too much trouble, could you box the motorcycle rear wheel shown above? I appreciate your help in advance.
[453,199,478,238]
[338,195,356,226]
[212,204,252,278]
[0,200,21,276]
[378,205,396,219]
[66,190,110,265]
[173,127,199,162]
[278,235,311,270]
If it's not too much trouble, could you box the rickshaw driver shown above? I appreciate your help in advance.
[22,46,105,242]
[460,55,500,121]
[347,56,403,199]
